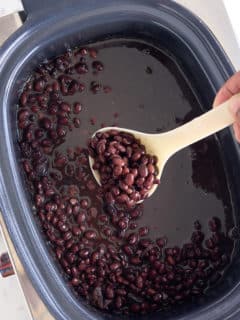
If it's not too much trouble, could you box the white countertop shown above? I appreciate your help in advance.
[177,0,240,70]
[0,232,31,320]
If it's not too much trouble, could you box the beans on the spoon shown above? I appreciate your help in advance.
[89,130,159,207]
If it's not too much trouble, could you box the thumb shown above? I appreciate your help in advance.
[213,86,232,108]
[229,94,240,124]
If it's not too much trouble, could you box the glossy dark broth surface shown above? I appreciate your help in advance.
[60,40,233,243]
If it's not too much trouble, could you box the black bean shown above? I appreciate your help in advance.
[75,62,88,74]
[58,221,69,232]
[85,230,97,240]
[118,219,128,230]
[208,217,221,232]
[56,126,67,137]
[113,166,122,177]
[105,285,114,299]
[110,262,121,271]
[89,48,97,58]
[103,86,112,94]
[112,156,124,167]
[79,48,88,56]
[139,227,149,237]
[40,117,52,130]
[64,231,72,241]
[131,256,141,265]
[125,173,134,186]
[139,164,148,177]
[90,82,102,94]
[72,226,81,236]
[20,91,28,106]
[60,102,71,113]
[18,109,29,122]
[34,78,45,92]
[92,61,104,71]
[77,212,86,224]
[80,199,89,209]
[128,233,138,245]
[131,304,140,313]
[88,207,98,218]
[73,102,82,114]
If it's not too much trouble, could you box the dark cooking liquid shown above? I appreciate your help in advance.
[58,40,232,243]
[17,40,234,314]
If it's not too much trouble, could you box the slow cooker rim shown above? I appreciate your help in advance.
[0,1,238,319]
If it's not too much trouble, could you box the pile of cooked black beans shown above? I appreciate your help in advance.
[17,46,232,315]
[89,130,159,207]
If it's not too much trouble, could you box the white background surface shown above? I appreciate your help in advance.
[177,0,240,70]
[0,0,22,16]
[0,233,31,320]
[0,1,240,319]
[224,0,240,47]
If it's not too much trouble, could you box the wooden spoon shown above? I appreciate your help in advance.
[89,96,235,201]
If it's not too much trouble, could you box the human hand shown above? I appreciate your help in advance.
[213,71,240,142]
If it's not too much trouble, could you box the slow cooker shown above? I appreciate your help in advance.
[0,0,240,319]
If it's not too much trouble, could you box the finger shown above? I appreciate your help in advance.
[213,86,232,107]
[213,71,240,107]
[233,122,240,143]
[228,94,240,125]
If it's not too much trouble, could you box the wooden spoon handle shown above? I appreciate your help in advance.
[165,95,235,155]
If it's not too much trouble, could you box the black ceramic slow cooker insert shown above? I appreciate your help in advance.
[0,0,240,319]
